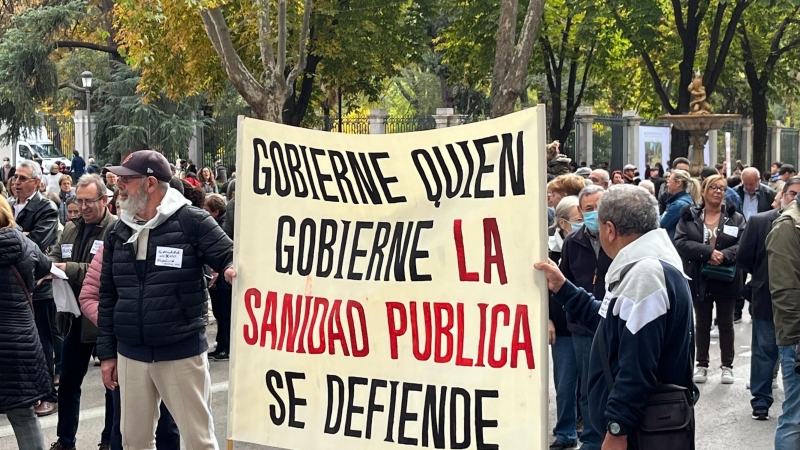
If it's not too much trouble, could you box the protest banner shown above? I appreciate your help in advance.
[227,106,550,449]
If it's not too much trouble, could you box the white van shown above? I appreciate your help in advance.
[0,125,71,171]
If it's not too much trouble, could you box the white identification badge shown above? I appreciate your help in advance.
[90,240,103,255]
[723,224,739,238]
[598,292,613,318]
[155,247,183,268]
[61,244,73,259]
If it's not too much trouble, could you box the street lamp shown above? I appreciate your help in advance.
[81,71,93,158]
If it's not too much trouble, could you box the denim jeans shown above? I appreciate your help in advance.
[775,345,800,450]
[552,336,578,444]
[573,334,601,450]
[57,318,113,446]
[750,319,779,410]
[111,385,180,450]
[6,406,46,450]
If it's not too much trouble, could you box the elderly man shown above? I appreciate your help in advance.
[105,172,117,193]
[589,169,610,189]
[773,164,796,195]
[97,150,235,449]
[767,191,800,450]
[10,161,60,416]
[48,174,117,450]
[536,185,695,449]
[737,167,776,221]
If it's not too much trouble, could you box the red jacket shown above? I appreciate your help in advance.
[79,247,103,326]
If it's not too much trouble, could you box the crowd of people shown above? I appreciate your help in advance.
[0,150,235,450]
[544,141,800,450]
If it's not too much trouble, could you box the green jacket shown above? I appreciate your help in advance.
[50,211,117,343]
[767,200,800,346]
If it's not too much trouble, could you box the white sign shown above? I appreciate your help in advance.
[155,247,183,268]
[639,126,671,174]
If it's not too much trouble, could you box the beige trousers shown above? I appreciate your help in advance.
[118,353,219,450]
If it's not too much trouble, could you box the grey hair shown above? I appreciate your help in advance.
[578,185,605,208]
[76,174,107,196]
[591,169,610,183]
[554,195,579,224]
[598,184,659,236]
[742,167,760,180]
[638,179,655,196]
[158,180,170,193]
[17,161,42,179]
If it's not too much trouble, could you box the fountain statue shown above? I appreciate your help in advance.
[659,73,740,176]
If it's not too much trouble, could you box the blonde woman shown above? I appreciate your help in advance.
[661,169,701,239]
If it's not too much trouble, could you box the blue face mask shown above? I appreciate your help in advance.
[583,211,600,233]
[570,221,584,231]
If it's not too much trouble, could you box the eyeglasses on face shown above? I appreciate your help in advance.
[118,175,146,184]
[75,196,104,207]
[15,175,35,183]
[708,186,726,193]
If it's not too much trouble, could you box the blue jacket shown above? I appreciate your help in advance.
[71,155,86,176]
[725,187,742,214]
[552,229,695,436]
[660,191,694,239]
[559,226,613,336]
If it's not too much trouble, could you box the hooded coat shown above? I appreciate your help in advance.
[552,229,696,437]
[0,227,53,412]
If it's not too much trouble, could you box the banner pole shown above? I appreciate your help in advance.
[227,440,234,450]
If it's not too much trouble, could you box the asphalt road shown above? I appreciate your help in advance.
[0,307,783,449]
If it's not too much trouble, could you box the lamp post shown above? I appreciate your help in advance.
[81,71,93,158]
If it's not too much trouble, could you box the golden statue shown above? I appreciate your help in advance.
[688,74,711,115]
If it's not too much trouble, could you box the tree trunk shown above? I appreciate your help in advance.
[668,59,695,163]
[751,87,768,173]
[489,0,545,118]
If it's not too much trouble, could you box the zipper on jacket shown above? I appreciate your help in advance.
[129,242,147,347]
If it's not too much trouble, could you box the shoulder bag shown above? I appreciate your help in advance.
[597,324,696,450]
[9,265,35,312]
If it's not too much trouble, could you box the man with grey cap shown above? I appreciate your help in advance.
[96,150,235,449]
[622,164,639,185]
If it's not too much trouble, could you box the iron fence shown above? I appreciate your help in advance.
[202,116,238,171]
[386,116,436,133]
[43,115,75,156]
[781,128,799,168]
[715,120,743,166]
[594,116,625,170]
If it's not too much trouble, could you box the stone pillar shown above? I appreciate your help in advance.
[369,108,388,134]
[708,129,718,165]
[432,107,454,129]
[575,106,596,166]
[72,110,94,158]
[741,118,753,166]
[187,111,203,166]
[771,120,782,164]
[623,110,642,172]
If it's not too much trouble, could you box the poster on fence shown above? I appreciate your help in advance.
[639,125,671,174]
[227,106,550,450]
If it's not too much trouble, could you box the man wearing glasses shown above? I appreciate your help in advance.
[48,174,117,450]
[96,150,234,449]
[9,161,60,416]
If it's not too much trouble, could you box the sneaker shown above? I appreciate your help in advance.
[208,348,223,358]
[98,444,111,450]
[549,440,577,450]
[693,367,708,384]
[209,350,229,361]
[721,367,734,384]
[49,442,76,450]
[734,317,743,324]
[752,408,769,420]
[710,326,720,338]
[93,356,101,367]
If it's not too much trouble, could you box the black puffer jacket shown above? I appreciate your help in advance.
[10,191,58,301]
[674,203,746,300]
[0,227,53,412]
[96,205,233,360]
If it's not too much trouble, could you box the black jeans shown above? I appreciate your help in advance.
[33,299,58,403]
[209,285,232,352]
[694,296,735,368]
[110,387,179,450]
[57,318,113,446]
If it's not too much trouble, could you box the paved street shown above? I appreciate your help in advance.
[0,308,784,449]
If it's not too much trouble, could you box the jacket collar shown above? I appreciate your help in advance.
[605,228,687,286]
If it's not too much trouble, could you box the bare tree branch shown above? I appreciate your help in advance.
[285,0,313,97]
[641,50,676,114]
[671,0,685,37]
[277,0,287,74]
[256,0,275,81]
[706,0,749,94]
[54,40,120,57]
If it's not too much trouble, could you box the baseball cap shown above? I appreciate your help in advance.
[108,150,172,182]
[623,164,636,171]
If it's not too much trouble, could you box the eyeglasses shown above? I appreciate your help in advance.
[118,175,146,184]
[75,196,104,207]
[15,175,34,183]
[708,186,726,193]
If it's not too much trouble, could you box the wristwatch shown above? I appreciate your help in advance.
[608,422,628,436]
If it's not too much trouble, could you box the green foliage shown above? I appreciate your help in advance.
[93,61,207,163]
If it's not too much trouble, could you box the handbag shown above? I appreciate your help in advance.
[597,323,696,450]
[700,262,736,282]
[9,265,34,312]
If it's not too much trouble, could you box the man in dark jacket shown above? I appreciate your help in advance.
[739,178,800,422]
[536,185,695,449]
[737,167,776,220]
[85,157,101,175]
[9,161,60,417]
[97,150,234,449]
[559,184,612,450]
[70,151,85,185]
[48,174,117,450]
